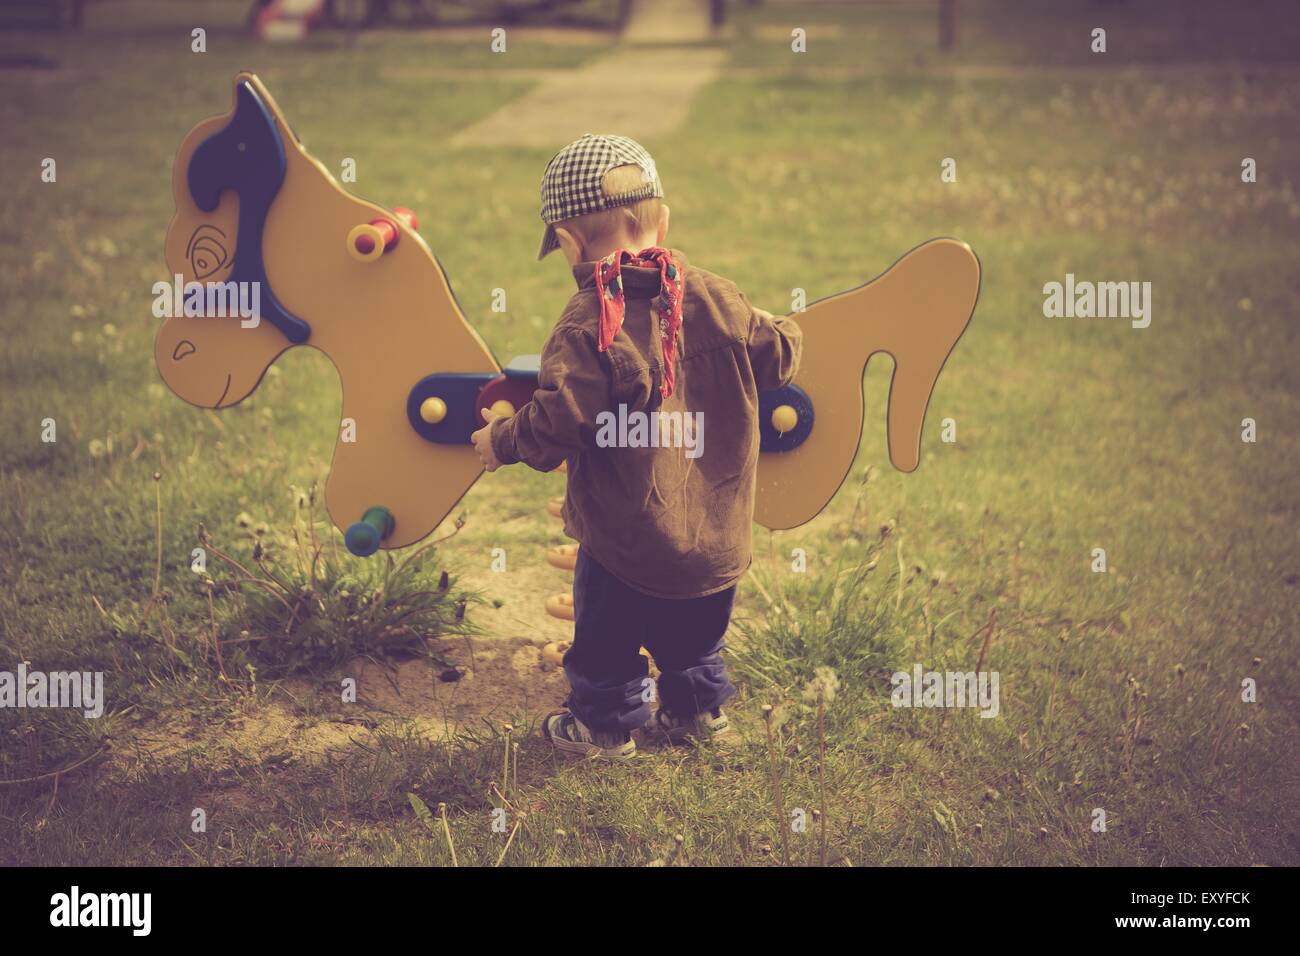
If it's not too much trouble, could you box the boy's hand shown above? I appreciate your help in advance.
[471,408,506,472]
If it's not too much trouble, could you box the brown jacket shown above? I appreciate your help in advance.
[491,250,802,599]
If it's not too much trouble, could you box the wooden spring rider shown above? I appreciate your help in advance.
[156,74,980,563]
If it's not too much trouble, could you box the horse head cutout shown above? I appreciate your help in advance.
[159,73,499,553]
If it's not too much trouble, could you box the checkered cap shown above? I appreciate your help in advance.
[537,134,664,260]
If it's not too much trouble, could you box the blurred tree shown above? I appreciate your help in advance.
[939,0,956,50]
[0,0,80,30]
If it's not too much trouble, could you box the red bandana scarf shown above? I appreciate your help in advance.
[593,247,684,399]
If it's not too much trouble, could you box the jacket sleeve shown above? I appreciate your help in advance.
[489,327,611,473]
[742,292,803,391]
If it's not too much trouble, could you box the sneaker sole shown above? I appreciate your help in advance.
[655,712,732,744]
[543,715,636,760]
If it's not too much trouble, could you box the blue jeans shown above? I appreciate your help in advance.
[563,549,738,734]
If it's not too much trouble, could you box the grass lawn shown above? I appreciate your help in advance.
[1,0,1297,865]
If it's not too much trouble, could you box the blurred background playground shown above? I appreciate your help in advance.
[0,0,1297,865]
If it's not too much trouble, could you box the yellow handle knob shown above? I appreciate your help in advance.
[771,404,799,435]
[419,396,447,424]
[347,223,386,263]
[489,399,515,419]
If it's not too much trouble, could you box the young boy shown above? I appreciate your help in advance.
[470,134,802,759]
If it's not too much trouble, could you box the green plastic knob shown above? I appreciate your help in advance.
[345,506,395,557]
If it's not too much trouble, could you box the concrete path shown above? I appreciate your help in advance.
[451,0,722,148]
[622,0,715,45]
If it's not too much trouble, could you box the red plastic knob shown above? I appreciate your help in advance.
[393,206,418,231]
[354,218,399,256]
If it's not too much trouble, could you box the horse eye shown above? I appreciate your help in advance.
[189,232,229,280]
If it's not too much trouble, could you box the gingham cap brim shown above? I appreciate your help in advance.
[537,223,561,260]
[537,134,663,260]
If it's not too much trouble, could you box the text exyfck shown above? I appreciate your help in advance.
[50,886,151,937]
[595,404,704,459]
[1043,273,1151,329]
[891,664,1000,718]
[0,663,104,718]
[151,274,261,327]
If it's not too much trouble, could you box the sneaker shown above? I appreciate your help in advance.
[654,706,731,744]
[542,710,636,760]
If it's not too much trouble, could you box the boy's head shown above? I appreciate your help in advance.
[538,134,670,265]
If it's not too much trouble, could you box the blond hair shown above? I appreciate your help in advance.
[556,165,663,255]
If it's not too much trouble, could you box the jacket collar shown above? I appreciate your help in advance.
[572,248,689,296]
